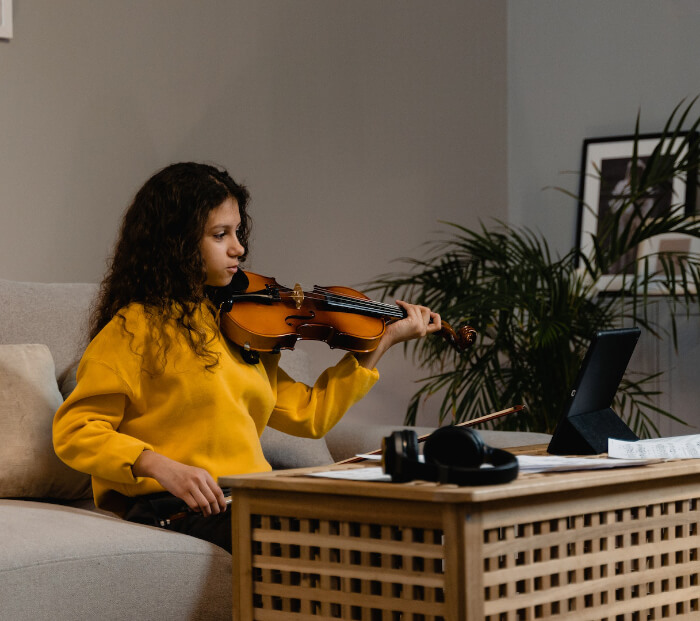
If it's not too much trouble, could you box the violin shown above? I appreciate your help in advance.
[211,270,476,354]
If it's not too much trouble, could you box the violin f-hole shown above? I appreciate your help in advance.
[285,310,316,327]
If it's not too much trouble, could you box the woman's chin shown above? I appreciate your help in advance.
[206,275,234,288]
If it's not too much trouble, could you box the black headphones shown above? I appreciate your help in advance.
[382,426,518,486]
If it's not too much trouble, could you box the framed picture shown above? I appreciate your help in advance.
[635,228,700,295]
[576,132,697,291]
[0,0,12,39]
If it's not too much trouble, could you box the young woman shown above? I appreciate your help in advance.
[53,162,441,551]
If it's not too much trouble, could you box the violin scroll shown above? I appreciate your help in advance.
[437,322,477,353]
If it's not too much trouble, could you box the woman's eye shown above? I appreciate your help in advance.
[214,232,226,240]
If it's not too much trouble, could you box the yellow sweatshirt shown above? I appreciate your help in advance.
[53,303,378,514]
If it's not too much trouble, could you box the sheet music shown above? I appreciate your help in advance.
[307,453,655,481]
[609,434,700,460]
[515,454,656,473]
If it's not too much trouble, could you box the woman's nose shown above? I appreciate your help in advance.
[230,239,244,256]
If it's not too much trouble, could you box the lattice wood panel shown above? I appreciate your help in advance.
[249,513,446,620]
[482,497,700,620]
[225,457,700,620]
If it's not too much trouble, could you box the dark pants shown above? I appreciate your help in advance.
[124,491,232,553]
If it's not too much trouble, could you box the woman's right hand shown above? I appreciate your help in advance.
[132,450,227,516]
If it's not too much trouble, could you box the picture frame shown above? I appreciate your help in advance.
[575,132,697,291]
[635,227,700,295]
[0,0,12,40]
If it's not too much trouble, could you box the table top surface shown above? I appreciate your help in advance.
[219,445,700,503]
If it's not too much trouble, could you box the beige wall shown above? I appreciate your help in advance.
[0,1,507,425]
[508,0,700,255]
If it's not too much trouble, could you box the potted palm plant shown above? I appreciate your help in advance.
[368,100,700,437]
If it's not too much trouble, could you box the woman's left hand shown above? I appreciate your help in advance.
[354,300,441,369]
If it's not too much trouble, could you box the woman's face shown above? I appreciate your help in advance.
[200,197,245,287]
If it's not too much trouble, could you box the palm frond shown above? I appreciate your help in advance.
[368,99,700,436]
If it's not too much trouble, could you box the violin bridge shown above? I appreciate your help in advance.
[292,283,304,309]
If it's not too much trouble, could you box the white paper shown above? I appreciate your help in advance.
[356,453,424,463]
[515,454,654,473]
[608,434,700,460]
[308,467,391,482]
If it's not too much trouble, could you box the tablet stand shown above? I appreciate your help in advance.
[547,407,638,455]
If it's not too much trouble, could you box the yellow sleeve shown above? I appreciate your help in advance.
[267,353,379,438]
[53,358,154,485]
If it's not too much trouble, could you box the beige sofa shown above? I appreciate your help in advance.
[0,278,550,620]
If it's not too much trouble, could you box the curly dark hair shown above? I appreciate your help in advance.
[90,162,251,369]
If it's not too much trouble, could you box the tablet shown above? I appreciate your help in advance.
[547,327,641,455]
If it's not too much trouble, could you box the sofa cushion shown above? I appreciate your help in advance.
[0,278,98,386]
[0,344,91,500]
[260,426,334,469]
[59,361,80,400]
[0,499,231,620]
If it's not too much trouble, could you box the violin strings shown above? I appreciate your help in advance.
[286,286,405,318]
[311,286,395,305]
[311,286,399,307]
[315,288,405,318]
[300,290,392,311]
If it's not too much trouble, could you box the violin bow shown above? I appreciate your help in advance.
[336,405,525,465]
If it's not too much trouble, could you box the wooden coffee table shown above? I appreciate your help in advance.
[221,449,700,620]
